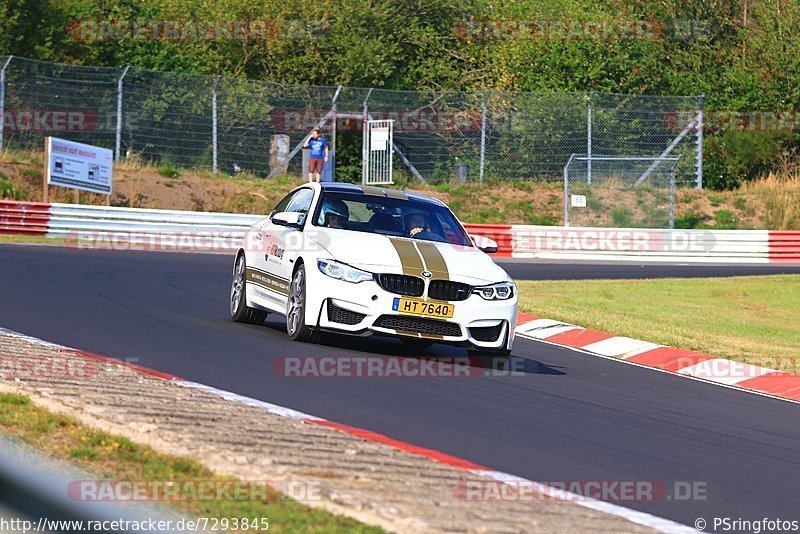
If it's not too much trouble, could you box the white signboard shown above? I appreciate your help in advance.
[370,127,389,151]
[570,194,587,208]
[46,137,113,195]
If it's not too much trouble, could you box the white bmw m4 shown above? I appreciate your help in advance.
[230,182,518,361]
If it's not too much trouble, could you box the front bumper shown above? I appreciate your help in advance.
[308,274,517,350]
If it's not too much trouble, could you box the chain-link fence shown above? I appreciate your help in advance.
[564,155,680,228]
[0,55,703,188]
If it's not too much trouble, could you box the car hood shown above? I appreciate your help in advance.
[309,228,510,285]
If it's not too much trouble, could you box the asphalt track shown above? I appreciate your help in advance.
[1,244,799,529]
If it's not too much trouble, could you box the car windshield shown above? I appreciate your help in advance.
[312,192,473,247]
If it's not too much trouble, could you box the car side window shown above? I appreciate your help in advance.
[271,192,295,216]
[286,188,314,215]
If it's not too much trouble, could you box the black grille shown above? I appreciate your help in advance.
[376,274,424,297]
[373,315,462,337]
[428,280,472,301]
[470,323,504,342]
[327,301,366,325]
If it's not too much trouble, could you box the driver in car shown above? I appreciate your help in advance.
[404,211,440,240]
[320,198,349,229]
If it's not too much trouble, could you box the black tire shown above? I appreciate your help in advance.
[286,263,319,342]
[467,348,511,370]
[230,253,268,325]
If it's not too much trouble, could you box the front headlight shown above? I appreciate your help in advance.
[317,259,373,284]
[474,282,515,300]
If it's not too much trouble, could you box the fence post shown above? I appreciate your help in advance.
[587,91,593,184]
[332,85,341,171]
[0,56,13,153]
[362,88,373,184]
[564,154,576,228]
[696,94,704,189]
[479,90,490,187]
[669,168,675,229]
[212,75,221,173]
[115,66,130,162]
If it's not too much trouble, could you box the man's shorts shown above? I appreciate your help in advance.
[308,157,324,174]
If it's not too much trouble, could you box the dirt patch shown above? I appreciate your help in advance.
[0,150,779,228]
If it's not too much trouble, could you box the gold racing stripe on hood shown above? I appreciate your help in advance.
[415,241,450,280]
[388,238,425,276]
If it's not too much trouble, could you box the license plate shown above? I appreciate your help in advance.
[392,297,454,319]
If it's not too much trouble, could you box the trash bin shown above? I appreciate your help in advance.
[455,163,469,183]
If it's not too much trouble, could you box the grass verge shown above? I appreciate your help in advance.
[516,275,800,372]
[0,392,382,533]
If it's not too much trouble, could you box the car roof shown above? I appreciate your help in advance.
[316,182,445,206]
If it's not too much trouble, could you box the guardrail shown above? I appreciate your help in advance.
[2,201,799,263]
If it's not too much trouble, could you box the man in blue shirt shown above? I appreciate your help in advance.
[303,129,329,182]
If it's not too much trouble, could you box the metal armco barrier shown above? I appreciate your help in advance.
[2,201,799,263]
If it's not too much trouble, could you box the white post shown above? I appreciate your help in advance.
[479,91,490,186]
[696,94,704,189]
[212,75,221,173]
[115,66,130,162]
[0,56,13,153]
[587,92,593,184]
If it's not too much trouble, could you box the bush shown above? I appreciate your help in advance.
[704,131,795,190]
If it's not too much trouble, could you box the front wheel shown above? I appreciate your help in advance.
[286,264,319,342]
[230,254,268,325]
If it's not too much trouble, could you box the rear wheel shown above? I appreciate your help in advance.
[230,254,268,325]
[286,264,319,342]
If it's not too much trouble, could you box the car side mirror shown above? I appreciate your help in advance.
[471,234,499,254]
[271,211,304,228]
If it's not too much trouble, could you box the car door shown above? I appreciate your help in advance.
[257,187,315,306]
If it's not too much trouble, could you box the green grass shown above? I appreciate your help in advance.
[516,275,800,372]
[0,393,382,533]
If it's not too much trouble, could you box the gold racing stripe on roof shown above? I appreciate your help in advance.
[360,185,386,196]
[388,237,425,277]
[359,185,408,200]
[383,188,408,200]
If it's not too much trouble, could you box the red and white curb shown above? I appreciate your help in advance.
[514,314,800,404]
[0,326,693,533]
